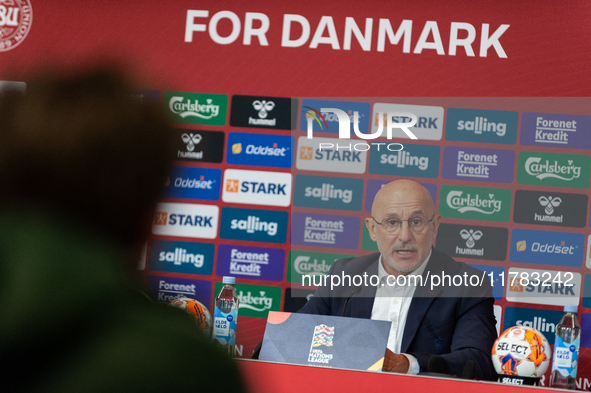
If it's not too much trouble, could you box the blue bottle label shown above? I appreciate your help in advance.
[213,307,238,346]
[552,336,580,377]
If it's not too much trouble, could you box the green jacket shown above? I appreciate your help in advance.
[0,209,246,393]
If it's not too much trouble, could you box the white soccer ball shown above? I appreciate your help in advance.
[491,326,551,377]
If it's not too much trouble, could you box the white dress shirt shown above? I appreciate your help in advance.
[370,251,432,374]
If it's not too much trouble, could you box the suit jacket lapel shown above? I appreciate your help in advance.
[401,248,444,353]
[347,256,379,319]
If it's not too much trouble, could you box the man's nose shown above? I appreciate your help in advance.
[397,220,414,242]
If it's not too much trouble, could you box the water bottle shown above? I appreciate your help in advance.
[212,276,239,357]
[550,305,580,389]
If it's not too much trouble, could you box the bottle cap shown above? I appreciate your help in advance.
[564,305,578,313]
[223,276,236,285]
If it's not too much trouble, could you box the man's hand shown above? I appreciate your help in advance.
[383,349,409,373]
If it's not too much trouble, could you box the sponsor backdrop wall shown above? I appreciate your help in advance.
[2,0,591,387]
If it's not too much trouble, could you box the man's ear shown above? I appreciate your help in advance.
[431,214,442,238]
[365,217,378,241]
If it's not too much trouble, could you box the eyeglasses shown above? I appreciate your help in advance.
[371,214,435,234]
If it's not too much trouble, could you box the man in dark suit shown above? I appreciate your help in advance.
[297,180,497,380]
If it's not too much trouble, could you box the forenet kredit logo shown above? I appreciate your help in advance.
[0,0,32,52]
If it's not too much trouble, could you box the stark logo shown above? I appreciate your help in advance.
[252,100,274,119]
[0,0,32,52]
[509,278,524,292]
[181,133,202,151]
[154,212,168,226]
[304,106,418,140]
[225,179,239,193]
[299,146,313,160]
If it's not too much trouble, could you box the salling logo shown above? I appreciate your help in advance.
[525,157,581,181]
[304,183,352,203]
[169,96,220,119]
[379,150,429,170]
[304,216,344,245]
[294,255,331,276]
[446,191,502,215]
[536,196,563,223]
[229,248,269,277]
[517,317,558,336]
[0,0,32,52]
[232,142,287,157]
[457,116,506,136]
[238,290,273,312]
[250,100,276,126]
[456,229,484,256]
[230,216,278,236]
[159,248,204,268]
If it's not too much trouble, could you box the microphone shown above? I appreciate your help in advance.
[428,355,450,375]
[419,356,455,377]
[342,286,362,317]
[461,360,476,380]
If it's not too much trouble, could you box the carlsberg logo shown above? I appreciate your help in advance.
[294,256,331,275]
[169,97,220,119]
[525,157,581,181]
[238,290,273,312]
[446,191,502,215]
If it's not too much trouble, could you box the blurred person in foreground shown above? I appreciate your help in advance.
[0,68,246,392]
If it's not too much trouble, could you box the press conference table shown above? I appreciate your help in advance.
[237,359,568,393]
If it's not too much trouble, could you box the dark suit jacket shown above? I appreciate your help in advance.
[297,247,497,381]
